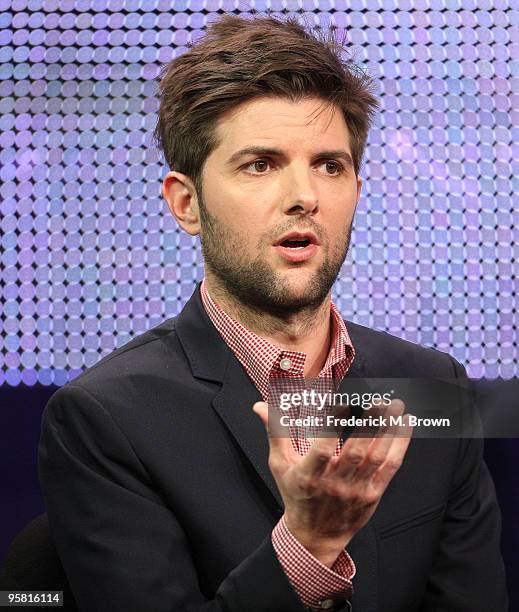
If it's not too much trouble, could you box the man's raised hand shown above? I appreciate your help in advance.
[253,399,414,567]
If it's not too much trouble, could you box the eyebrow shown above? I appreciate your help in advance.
[226,146,354,168]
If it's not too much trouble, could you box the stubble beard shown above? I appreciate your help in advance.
[198,195,352,317]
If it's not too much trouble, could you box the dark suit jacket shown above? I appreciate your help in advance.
[38,285,508,611]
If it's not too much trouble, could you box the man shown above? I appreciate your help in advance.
[39,15,507,611]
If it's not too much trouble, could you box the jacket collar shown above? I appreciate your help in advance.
[175,283,232,383]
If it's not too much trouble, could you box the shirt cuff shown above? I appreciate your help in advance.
[271,515,355,609]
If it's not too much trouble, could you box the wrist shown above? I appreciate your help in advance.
[283,516,352,568]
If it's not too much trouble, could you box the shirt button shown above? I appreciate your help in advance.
[279,357,292,371]
[320,600,334,610]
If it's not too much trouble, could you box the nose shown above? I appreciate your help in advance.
[281,166,319,216]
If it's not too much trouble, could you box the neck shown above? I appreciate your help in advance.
[204,275,333,378]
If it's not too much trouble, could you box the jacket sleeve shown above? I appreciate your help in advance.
[419,357,509,611]
[38,383,318,612]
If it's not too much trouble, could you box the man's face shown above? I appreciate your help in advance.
[197,96,362,314]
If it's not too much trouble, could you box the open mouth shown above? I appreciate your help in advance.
[274,233,318,263]
[280,238,311,249]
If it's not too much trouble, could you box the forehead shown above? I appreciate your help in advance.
[212,96,352,153]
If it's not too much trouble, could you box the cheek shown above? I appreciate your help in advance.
[323,208,355,247]
[210,207,267,251]
[209,179,273,223]
[219,207,265,235]
[221,199,273,233]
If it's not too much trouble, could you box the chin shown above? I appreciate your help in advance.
[276,280,329,308]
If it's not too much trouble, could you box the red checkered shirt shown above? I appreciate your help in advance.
[200,279,357,610]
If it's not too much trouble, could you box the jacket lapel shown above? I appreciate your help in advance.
[175,285,283,509]
[212,356,283,508]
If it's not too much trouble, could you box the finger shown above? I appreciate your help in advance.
[333,434,375,479]
[373,414,414,490]
[298,433,339,478]
[355,399,407,479]
[333,404,392,479]
[357,436,396,480]
[333,399,405,480]
[252,401,296,462]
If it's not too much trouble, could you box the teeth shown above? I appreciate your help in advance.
[281,238,310,248]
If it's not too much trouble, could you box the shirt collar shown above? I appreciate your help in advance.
[200,278,355,401]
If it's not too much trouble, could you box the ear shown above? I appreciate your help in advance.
[356,175,363,202]
[162,171,201,236]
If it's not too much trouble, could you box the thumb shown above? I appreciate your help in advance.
[252,401,269,429]
[252,401,295,460]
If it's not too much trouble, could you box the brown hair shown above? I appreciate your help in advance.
[154,14,378,191]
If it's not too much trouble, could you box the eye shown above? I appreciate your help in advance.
[319,160,343,175]
[245,159,271,173]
